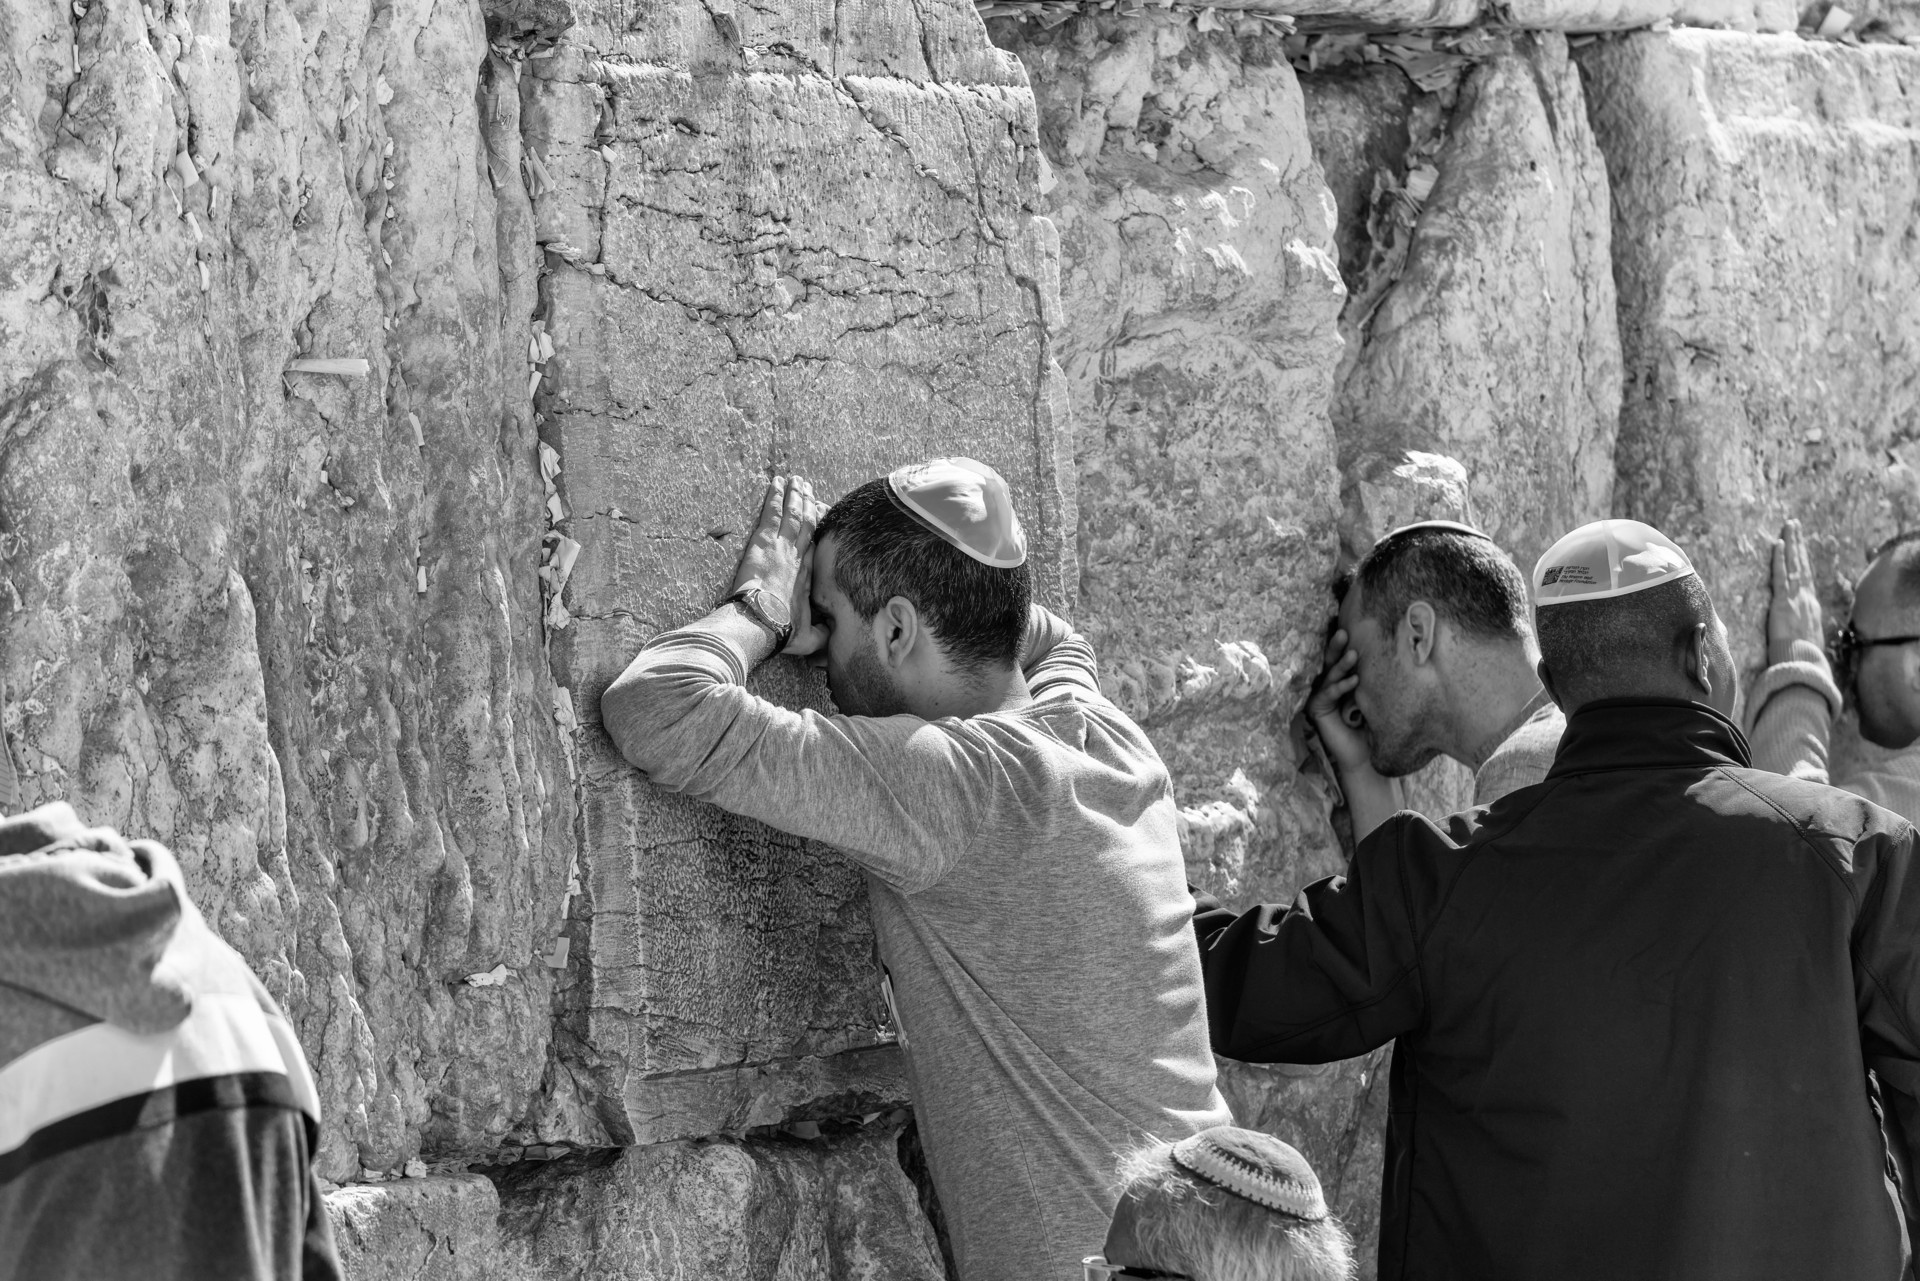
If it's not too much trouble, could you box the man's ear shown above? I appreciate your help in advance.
[1685,622,1714,701]
[874,596,921,668]
[1405,602,1439,666]
[1537,659,1567,712]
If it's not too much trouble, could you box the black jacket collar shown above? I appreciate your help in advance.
[1546,698,1752,779]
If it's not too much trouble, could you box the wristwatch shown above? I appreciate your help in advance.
[722,584,794,650]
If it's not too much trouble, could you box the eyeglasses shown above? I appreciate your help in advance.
[1831,622,1920,685]
[1083,1257,1192,1280]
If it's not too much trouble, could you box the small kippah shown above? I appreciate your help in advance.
[1378,519,1493,544]
[885,457,1028,569]
[1170,1127,1329,1221]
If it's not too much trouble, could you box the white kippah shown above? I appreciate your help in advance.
[1533,518,1696,608]
[885,457,1028,569]
[1170,1127,1329,1221]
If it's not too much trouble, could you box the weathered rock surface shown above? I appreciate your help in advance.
[1053,0,1798,29]
[990,11,1347,905]
[1,0,1065,1247]
[1581,31,1920,676]
[1505,0,1796,30]
[327,1175,520,1281]
[1322,33,1621,574]
[530,0,1070,1149]
[494,1120,946,1280]
[0,0,564,1178]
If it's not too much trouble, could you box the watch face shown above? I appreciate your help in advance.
[751,587,792,630]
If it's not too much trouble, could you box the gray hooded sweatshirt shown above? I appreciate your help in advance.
[0,803,340,1281]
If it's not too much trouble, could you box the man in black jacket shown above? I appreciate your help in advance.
[1198,518,1920,1280]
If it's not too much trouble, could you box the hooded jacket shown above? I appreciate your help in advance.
[0,803,340,1281]
[1197,700,1920,1280]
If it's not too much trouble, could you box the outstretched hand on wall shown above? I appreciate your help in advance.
[729,474,830,658]
[1768,519,1826,667]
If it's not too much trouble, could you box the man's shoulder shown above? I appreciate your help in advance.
[1719,763,1919,848]
[1493,704,1566,764]
[1473,705,1566,806]
[967,694,1173,794]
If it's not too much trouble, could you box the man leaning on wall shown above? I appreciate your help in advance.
[1308,521,1562,838]
[601,461,1231,1281]
[1751,518,1920,821]
[1196,519,1920,1281]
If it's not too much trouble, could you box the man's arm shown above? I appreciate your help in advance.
[1747,519,1842,782]
[1018,604,1101,700]
[1193,817,1425,1064]
[600,476,993,893]
[1307,630,1400,842]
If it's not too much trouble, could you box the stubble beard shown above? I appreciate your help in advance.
[1365,696,1444,778]
[831,641,909,718]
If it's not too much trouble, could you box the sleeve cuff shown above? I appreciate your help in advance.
[1744,640,1843,732]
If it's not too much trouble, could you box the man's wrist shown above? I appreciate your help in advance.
[717,600,784,667]
[721,584,794,650]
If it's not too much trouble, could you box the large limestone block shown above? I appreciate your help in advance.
[1505,0,1796,30]
[528,0,1070,1145]
[990,12,1347,905]
[1581,32,1920,676]
[0,0,565,1176]
[329,1176,522,1281]
[495,1120,946,1280]
[1268,0,1483,26]
[1329,33,1621,575]
[994,0,1796,28]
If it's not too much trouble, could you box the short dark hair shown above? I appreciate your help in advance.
[1535,573,1714,705]
[815,478,1031,671]
[1354,527,1531,641]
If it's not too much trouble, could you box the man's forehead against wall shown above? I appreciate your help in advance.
[602,457,1232,1281]
[1310,519,1559,834]
[1344,520,1534,647]
[1198,506,1920,1280]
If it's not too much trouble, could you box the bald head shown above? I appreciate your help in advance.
[1856,535,1920,626]
[1534,574,1736,716]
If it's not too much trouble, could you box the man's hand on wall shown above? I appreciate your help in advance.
[729,473,829,658]
[731,474,819,603]
[1767,518,1825,666]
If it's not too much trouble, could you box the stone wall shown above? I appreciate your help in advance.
[1,0,1067,1264]
[0,0,566,1180]
[6,0,1920,1271]
[1582,30,1920,680]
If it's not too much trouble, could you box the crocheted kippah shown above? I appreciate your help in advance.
[1170,1126,1329,1221]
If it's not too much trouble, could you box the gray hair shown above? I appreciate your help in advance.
[1114,1140,1357,1281]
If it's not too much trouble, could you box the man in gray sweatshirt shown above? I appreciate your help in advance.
[0,802,340,1280]
[602,462,1230,1281]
